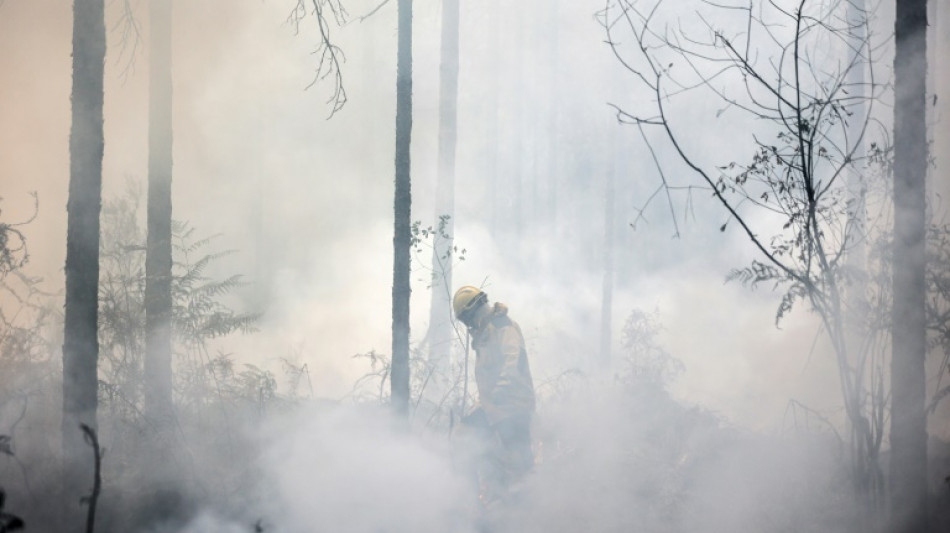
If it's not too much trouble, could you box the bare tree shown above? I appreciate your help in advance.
[0,195,34,279]
[391,0,413,417]
[63,0,105,515]
[890,0,929,529]
[601,0,888,515]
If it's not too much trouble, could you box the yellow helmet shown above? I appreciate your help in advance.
[453,286,487,321]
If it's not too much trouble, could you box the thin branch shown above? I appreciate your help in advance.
[357,0,392,22]
[288,0,349,118]
[637,121,681,238]
[80,424,101,533]
[112,0,143,83]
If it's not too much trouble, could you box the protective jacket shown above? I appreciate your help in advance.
[471,302,535,425]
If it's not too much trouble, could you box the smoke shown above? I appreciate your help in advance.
[174,513,247,533]
[504,383,852,533]
[257,404,473,533]
[216,378,851,533]
[120,383,854,533]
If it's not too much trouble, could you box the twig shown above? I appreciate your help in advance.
[79,424,101,533]
[357,0,392,22]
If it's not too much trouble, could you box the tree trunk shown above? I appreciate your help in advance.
[925,0,937,210]
[486,3,499,235]
[934,3,950,205]
[548,0,561,249]
[598,131,615,369]
[391,0,413,418]
[426,0,459,383]
[890,0,929,530]
[511,6,525,246]
[63,0,105,512]
[144,0,175,429]
[539,0,558,247]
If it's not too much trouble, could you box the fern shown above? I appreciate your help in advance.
[97,188,260,424]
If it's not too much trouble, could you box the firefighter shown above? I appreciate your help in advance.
[453,286,536,491]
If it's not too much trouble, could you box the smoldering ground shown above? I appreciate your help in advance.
[101,372,857,533]
[7,373,856,533]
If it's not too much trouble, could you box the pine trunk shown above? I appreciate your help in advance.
[598,134,615,369]
[391,0,413,418]
[486,3,499,235]
[890,0,929,530]
[144,0,175,428]
[426,0,459,381]
[63,0,106,510]
[548,0,561,243]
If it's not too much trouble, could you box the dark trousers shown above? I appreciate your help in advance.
[461,409,533,490]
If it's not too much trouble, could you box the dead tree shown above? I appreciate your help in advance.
[602,0,888,514]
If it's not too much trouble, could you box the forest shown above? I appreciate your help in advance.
[0,0,948,531]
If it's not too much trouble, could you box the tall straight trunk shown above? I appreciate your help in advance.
[63,0,106,508]
[391,0,413,418]
[890,0,929,530]
[426,0,459,377]
[511,5,525,244]
[938,0,950,208]
[521,6,536,238]
[144,0,174,427]
[926,0,936,208]
[934,3,950,204]
[548,0,561,244]
[486,3,499,235]
[598,132,615,368]
[536,1,555,240]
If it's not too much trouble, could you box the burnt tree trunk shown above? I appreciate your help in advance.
[63,0,105,511]
[890,0,929,530]
[391,0,413,418]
